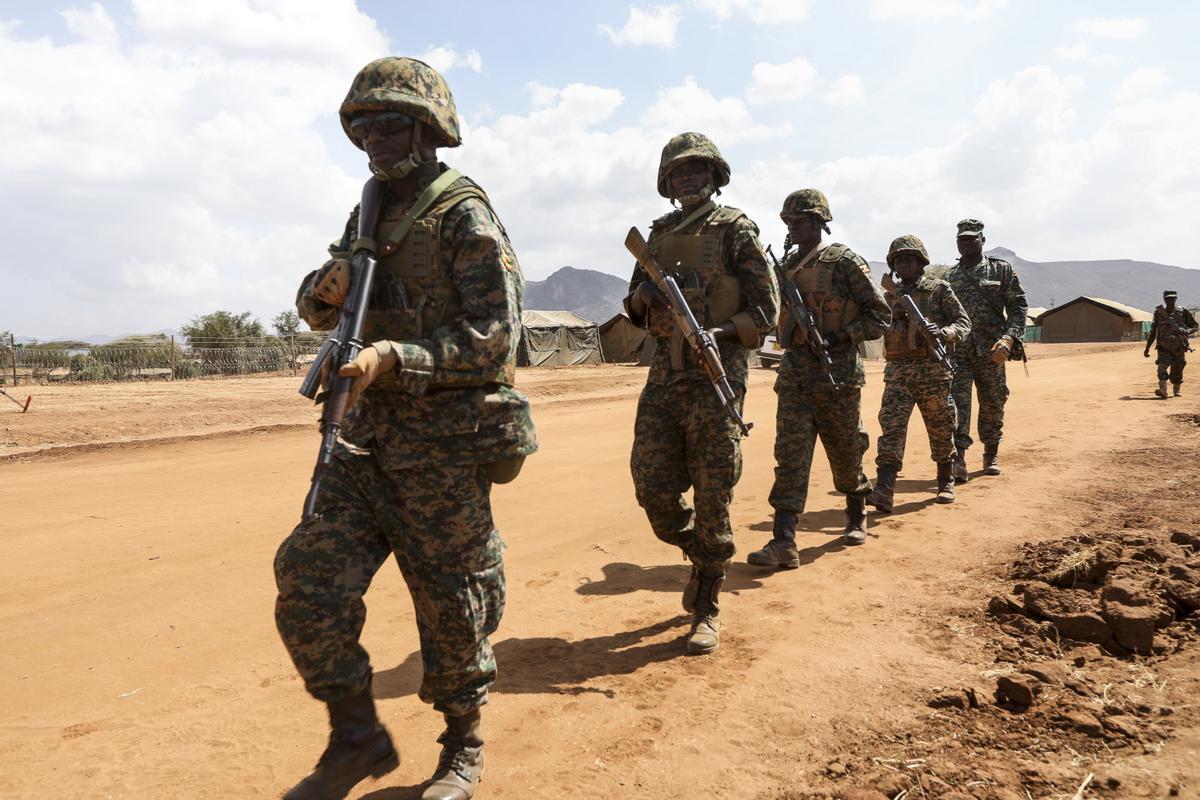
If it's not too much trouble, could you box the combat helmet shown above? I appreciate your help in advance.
[657,132,731,198]
[780,189,832,222]
[340,57,462,150]
[886,234,930,269]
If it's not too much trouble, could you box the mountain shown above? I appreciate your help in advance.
[524,266,628,324]
[870,248,1200,312]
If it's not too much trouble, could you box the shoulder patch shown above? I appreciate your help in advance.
[708,205,747,226]
[651,209,683,230]
[817,243,849,262]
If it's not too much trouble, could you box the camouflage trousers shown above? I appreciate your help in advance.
[876,375,957,469]
[274,448,505,717]
[768,378,872,514]
[1155,349,1186,384]
[950,349,1009,451]
[631,380,744,566]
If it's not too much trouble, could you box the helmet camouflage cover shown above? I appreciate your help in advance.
[886,234,931,268]
[657,132,731,198]
[780,189,833,223]
[340,57,462,150]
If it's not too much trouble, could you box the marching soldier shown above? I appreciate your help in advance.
[1145,290,1198,397]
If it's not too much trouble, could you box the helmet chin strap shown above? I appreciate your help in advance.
[370,121,427,182]
[672,180,717,208]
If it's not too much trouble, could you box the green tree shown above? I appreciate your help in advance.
[273,309,301,337]
[180,310,265,348]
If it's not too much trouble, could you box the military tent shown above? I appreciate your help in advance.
[519,310,603,366]
[598,313,648,363]
[1037,297,1152,343]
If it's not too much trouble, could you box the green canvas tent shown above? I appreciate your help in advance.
[519,310,603,366]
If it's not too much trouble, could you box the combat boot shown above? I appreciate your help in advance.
[422,709,484,800]
[951,448,970,484]
[1155,380,1169,399]
[867,466,897,514]
[1173,383,1182,397]
[283,687,399,800]
[746,509,800,569]
[983,443,1001,476]
[935,461,955,504]
[686,564,725,655]
[842,495,868,546]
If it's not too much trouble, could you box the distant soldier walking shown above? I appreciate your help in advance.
[625,132,779,655]
[747,189,889,559]
[868,236,971,512]
[944,219,1027,480]
[274,58,536,800]
[1145,290,1198,397]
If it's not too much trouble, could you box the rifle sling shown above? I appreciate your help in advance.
[371,168,465,251]
[647,200,717,256]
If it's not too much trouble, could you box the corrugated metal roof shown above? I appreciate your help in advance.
[521,310,597,328]
[1038,296,1153,323]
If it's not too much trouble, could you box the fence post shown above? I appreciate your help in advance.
[170,335,176,381]
[290,334,297,376]
[9,333,16,386]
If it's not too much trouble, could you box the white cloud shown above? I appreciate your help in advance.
[61,2,119,47]
[745,57,817,104]
[1053,40,1125,66]
[1112,66,1167,103]
[695,0,814,25]
[824,74,865,107]
[418,45,483,74]
[599,4,683,48]
[1070,17,1147,40]
[646,75,791,142]
[869,0,1008,21]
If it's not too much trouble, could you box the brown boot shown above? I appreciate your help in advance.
[747,510,799,568]
[686,564,725,655]
[421,710,484,800]
[867,465,897,513]
[983,443,1001,476]
[951,448,970,484]
[936,460,955,504]
[283,687,399,800]
[842,495,868,545]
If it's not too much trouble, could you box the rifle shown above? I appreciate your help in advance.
[765,245,839,389]
[892,278,954,372]
[298,177,387,522]
[624,227,752,436]
[1161,313,1195,353]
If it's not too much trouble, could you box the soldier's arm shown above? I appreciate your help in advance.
[841,254,890,343]
[937,283,971,344]
[728,217,780,347]
[623,263,653,327]
[382,198,523,396]
[295,208,359,331]
[1183,308,1199,333]
[1002,264,1029,342]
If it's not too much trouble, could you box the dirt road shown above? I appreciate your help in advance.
[1,344,1195,799]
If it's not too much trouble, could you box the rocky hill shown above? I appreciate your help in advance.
[524,266,628,324]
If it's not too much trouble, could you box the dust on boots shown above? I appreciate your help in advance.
[842,495,868,545]
[982,443,1002,476]
[746,509,799,569]
[686,563,726,655]
[422,709,485,800]
[867,466,897,513]
[283,688,399,800]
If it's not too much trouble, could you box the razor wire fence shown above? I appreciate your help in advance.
[1,334,328,385]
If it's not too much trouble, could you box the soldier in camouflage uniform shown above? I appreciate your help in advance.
[1144,290,1197,398]
[274,57,536,800]
[944,219,1027,480]
[747,190,890,559]
[867,236,970,512]
[625,132,779,655]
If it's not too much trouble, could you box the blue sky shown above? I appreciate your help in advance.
[1,1,1197,338]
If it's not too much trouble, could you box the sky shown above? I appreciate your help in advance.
[2,0,1198,339]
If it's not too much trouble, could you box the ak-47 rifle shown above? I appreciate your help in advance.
[765,244,839,389]
[892,278,954,372]
[1161,313,1196,353]
[624,227,752,436]
[297,177,387,522]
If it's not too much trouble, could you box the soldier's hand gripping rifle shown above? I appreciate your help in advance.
[894,278,954,372]
[765,245,839,389]
[297,177,387,522]
[625,227,752,436]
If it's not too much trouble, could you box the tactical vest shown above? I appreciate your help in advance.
[883,284,936,360]
[645,206,746,339]
[786,243,860,337]
[1156,307,1189,353]
[360,176,515,389]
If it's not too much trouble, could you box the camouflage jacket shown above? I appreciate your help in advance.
[944,255,1028,357]
[777,242,890,390]
[625,204,779,391]
[1147,305,1198,352]
[881,274,971,383]
[297,163,537,470]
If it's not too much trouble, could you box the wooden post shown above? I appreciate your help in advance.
[9,333,16,387]
[290,334,297,377]
[170,335,176,381]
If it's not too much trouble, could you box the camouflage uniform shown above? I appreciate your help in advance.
[627,135,778,567]
[875,238,971,471]
[766,193,890,521]
[1146,295,1197,393]
[943,220,1027,457]
[274,57,535,800]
